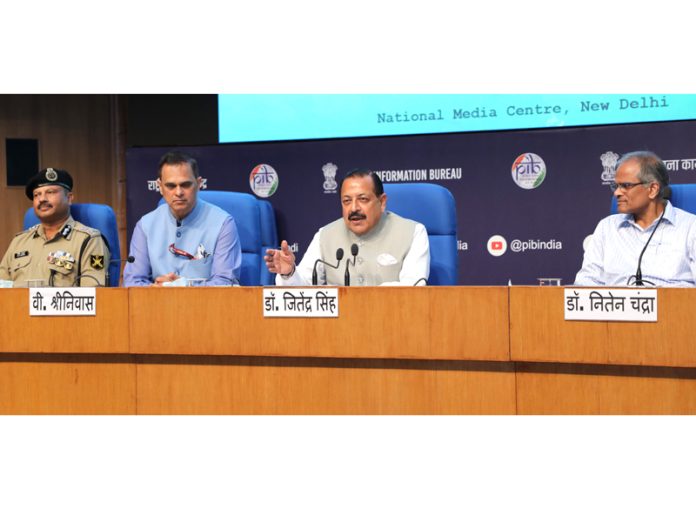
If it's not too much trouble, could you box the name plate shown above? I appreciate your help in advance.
[29,288,97,316]
[263,288,339,318]
[564,288,657,322]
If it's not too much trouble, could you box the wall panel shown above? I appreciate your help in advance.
[0,95,125,262]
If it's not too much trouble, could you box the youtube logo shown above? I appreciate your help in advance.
[487,235,508,257]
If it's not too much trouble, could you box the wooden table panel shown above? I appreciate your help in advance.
[605,289,696,366]
[0,289,129,353]
[429,287,509,360]
[0,286,693,415]
[0,355,136,414]
[135,358,516,415]
[516,366,696,414]
[510,287,610,364]
[129,287,509,361]
[510,287,696,367]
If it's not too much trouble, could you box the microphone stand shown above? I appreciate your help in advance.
[107,255,136,287]
[344,244,359,286]
[312,248,345,285]
[72,274,104,287]
[633,206,667,286]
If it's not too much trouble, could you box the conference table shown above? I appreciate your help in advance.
[1,287,695,414]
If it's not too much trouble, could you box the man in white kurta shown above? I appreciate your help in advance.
[265,171,429,286]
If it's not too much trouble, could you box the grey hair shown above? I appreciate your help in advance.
[616,150,671,200]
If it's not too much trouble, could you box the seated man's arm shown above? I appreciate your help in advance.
[122,222,153,287]
[0,243,12,281]
[381,223,430,286]
[574,221,607,286]
[687,223,696,286]
[78,235,110,287]
[208,216,242,286]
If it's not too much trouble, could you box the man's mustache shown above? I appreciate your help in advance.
[349,211,366,220]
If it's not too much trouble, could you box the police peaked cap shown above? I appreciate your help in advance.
[25,168,73,199]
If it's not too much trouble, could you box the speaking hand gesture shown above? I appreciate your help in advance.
[265,240,296,276]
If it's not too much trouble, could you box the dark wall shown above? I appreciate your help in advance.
[125,95,218,147]
[126,119,696,285]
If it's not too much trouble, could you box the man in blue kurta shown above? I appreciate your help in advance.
[123,152,242,286]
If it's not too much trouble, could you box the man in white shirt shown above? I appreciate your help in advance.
[265,170,430,286]
[575,151,696,287]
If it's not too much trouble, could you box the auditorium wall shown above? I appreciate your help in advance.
[0,95,126,256]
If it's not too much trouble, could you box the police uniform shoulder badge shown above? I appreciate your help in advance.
[74,223,100,237]
[21,224,39,236]
[90,255,105,270]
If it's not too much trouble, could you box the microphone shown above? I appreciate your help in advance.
[312,248,344,285]
[344,243,359,286]
[72,255,135,287]
[631,207,666,286]
[106,255,136,287]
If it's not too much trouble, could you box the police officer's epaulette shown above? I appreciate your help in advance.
[72,223,101,238]
[18,224,40,236]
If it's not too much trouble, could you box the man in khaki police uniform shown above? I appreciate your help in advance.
[0,168,110,287]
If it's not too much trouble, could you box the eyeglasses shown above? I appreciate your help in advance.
[609,181,649,192]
